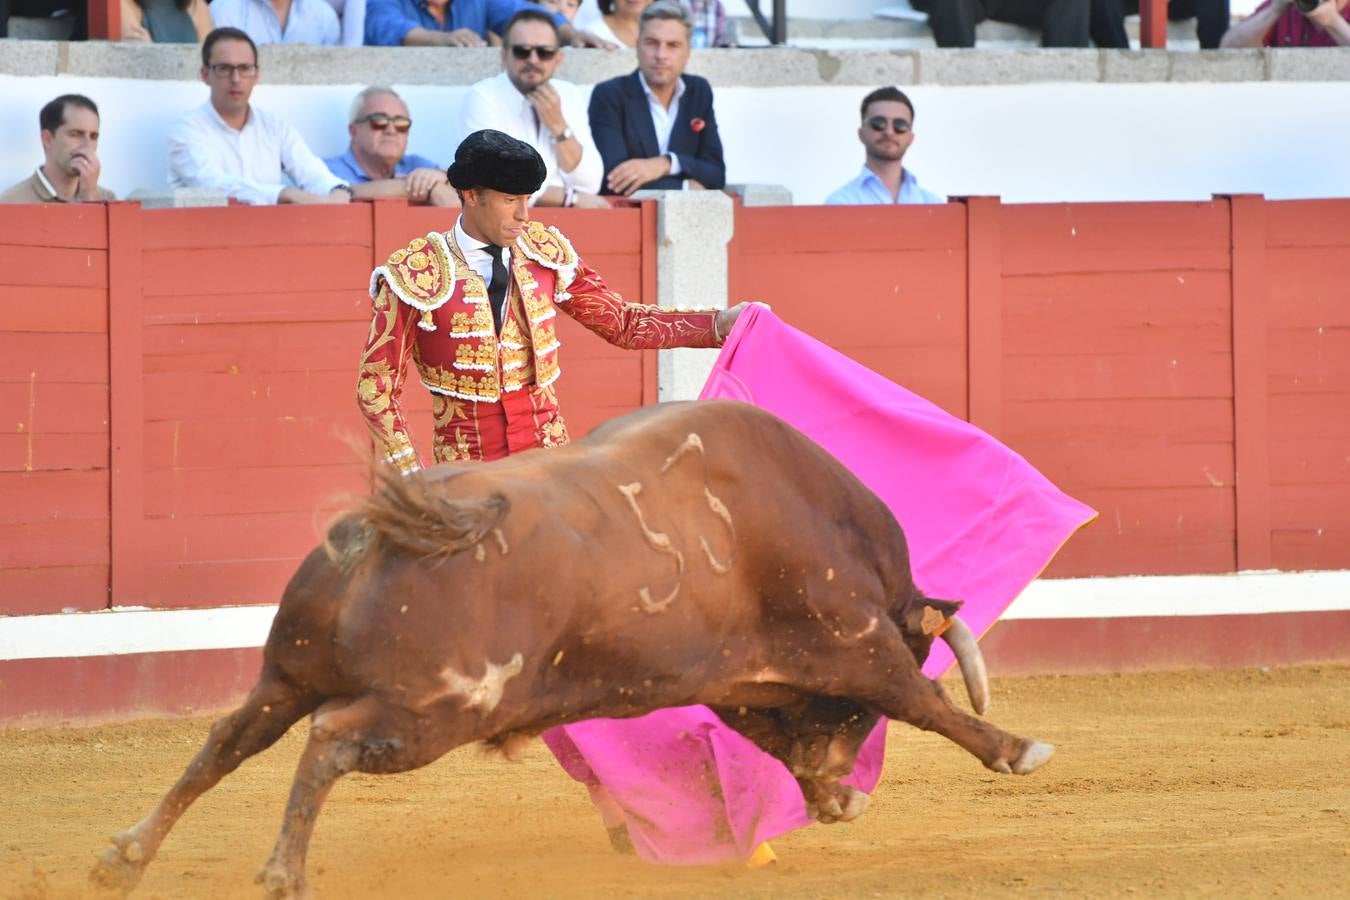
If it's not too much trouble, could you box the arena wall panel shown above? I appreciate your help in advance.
[0,205,111,615]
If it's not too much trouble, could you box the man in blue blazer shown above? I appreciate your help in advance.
[587,0,726,196]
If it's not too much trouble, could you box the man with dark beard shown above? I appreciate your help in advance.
[825,87,945,207]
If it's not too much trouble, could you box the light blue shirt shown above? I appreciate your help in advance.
[324,147,441,184]
[210,0,341,46]
[825,166,945,206]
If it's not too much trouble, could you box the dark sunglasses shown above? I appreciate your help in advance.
[866,116,912,135]
[510,43,559,61]
[356,113,412,133]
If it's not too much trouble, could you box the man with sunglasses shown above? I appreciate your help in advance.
[169,27,351,205]
[324,87,457,206]
[825,86,944,207]
[461,8,606,208]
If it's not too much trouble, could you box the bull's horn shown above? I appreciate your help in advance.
[940,616,990,716]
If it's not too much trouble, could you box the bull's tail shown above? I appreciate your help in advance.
[329,463,510,563]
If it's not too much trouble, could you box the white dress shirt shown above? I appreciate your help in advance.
[209,0,341,45]
[454,217,509,286]
[460,72,604,200]
[638,70,687,177]
[168,102,344,206]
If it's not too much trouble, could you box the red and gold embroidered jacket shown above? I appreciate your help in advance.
[357,220,720,470]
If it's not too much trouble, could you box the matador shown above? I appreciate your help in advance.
[357,129,752,470]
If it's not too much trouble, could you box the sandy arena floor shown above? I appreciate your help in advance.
[2,666,1347,899]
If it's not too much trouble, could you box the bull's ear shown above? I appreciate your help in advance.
[902,597,964,635]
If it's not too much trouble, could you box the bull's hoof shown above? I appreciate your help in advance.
[255,860,310,900]
[89,832,147,894]
[1013,740,1055,775]
[990,740,1056,775]
[807,786,869,824]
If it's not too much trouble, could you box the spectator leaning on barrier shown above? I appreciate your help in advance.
[1,94,115,204]
[120,0,213,42]
[914,0,1091,47]
[826,87,944,207]
[461,8,607,208]
[1089,0,1230,48]
[324,87,458,206]
[364,0,606,47]
[209,0,341,45]
[537,0,580,23]
[169,27,351,205]
[1219,0,1349,45]
[588,0,725,197]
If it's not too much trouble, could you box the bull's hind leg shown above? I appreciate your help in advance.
[91,676,318,894]
[858,637,1053,775]
[714,699,877,825]
[256,695,470,899]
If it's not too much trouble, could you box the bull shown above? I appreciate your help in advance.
[92,399,1054,897]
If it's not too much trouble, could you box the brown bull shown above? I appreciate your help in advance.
[93,399,1053,897]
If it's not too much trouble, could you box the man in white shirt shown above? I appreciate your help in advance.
[460,7,607,208]
[208,0,341,46]
[168,27,351,206]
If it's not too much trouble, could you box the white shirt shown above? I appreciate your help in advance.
[168,102,344,206]
[209,0,340,45]
[454,217,509,286]
[638,70,686,177]
[460,72,604,201]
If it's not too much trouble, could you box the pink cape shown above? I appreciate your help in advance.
[541,306,1096,864]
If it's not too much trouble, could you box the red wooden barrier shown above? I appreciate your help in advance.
[2,198,1348,618]
[727,197,1350,580]
[1140,0,1168,48]
[0,201,658,615]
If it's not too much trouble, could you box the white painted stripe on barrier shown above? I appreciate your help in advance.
[0,571,1346,662]
[1002,570,1350,620]
[0,605,279,662]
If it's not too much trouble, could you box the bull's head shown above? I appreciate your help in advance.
[900,597,990,716]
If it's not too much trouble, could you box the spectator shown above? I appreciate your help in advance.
[825,87,943,207]
[168,27,351,205]
[321,0,366,44]
[208,0,340,44]
[461,9,607,207]
[587,0,651,46]
[588,0,725,196]
[537,0,580,22]
[120,0,212,42]
[1,94,114,204]
[364,0,602,47]
[324,86,458,206]
[915,0,1091,47]
[1219,0,1349,45]
[1090,0,1229,48]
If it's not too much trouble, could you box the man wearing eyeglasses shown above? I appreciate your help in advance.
[460,8,606,208]
[324,87,458,206]
[169,27,351,205]
[825,87,944,207]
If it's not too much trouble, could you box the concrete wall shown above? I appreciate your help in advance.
[3,43,1350,206]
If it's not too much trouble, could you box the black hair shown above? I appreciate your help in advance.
[860,86,915,122]
[502,7,561,42]
[39,94,98,134]
[201,26,258,69]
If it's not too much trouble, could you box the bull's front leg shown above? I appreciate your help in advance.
[863,646,1054,775]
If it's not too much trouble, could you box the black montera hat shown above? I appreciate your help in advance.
[446,129,547,195]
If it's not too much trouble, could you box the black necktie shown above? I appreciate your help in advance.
[486,244,508,334]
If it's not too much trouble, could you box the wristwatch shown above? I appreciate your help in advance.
[332,183,353,196]
[551,126,575,143]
